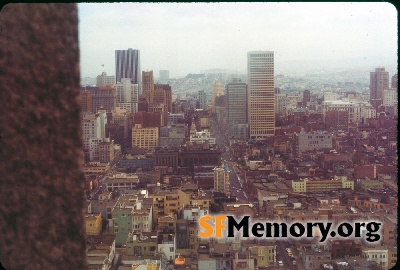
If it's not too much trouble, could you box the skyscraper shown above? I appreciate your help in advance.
[115,48,141,91]
[370,67,389,101]
[198,90,207,110]
[212,80,224,113]
[247,51,275,140]
[142,71,154,104]
[226,78,248,139]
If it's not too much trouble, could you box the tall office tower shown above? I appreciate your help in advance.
[115,48,141,90]
[212,80,224,113]
[247,51,275,140]
[370,67,389,101]
[159,70,169,81]
[115,78,139,114]
[303,90,311,105]
[154,84,172,113]
[154,84,172,124]
[142,71,155,103]
[391,73,398,89]
[198,90,207,110]
[226,78,248,139]
[96,72,116,87]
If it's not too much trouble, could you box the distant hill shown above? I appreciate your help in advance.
[200,68,246,75]
[276,57,397,75]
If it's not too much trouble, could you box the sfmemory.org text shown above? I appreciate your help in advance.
[199,215,381,243]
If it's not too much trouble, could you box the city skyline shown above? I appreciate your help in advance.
[79,2,397,78]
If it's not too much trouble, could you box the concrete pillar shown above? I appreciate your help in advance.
[0,4,86,269]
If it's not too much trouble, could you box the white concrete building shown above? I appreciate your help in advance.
[132,203,152,232]
[82,112,106,150]
[275,93,287,115]
[115,78,139,114]
[96,72,115,87]
[190,130,216,145]
[213,166,230,194]
[297,128,333,154]
[322,100,375,123]
[362,247,389,270]
[383,89,398,106]
[158,234,175,261]
[183,206,209,221]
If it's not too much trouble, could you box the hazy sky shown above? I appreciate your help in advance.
[78,2,397,78]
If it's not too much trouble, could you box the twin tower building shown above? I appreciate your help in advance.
[224,51,275,140]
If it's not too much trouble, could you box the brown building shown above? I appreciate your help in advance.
[179,143,222,167]
[84,86,116,112]
[288,109,308,127]
[370,67,389,101]
[382,218,397,245]
[142,71,154,103]
[134,111,162,128]
[148,104,166,127]
[79,90,92,113]
[138,96,148,112]
[325,110,349,130]
[331,240,362,259]
[154,84,172,125]
[105,123,125,149]
[99,139,115,163]
[154,84,172,113]
[154,148,179,167]
[354,165,376,179]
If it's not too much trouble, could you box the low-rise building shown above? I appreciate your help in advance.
[292,176,354,193]
[85,213,102,236]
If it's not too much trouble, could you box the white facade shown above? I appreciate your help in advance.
[132,207,152,232]
[275,93,287,115]
[190,130,216,145]
[297,128,333,153]
[115,78,139,114]
[82,112,105,150]
[248,51,275,139]
[158,236,175,261]
[96,72,115,87]
[97,109,107,139]
[183,206,209,221]
[323,92,337,101]
[322,100,375,123]
[213,167,230,194]
[363,248,389,270]
[383,89,398,106]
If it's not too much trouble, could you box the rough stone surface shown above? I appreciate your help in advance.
[0,4,86,269]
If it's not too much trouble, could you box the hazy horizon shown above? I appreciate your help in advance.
[78,2,397,79]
